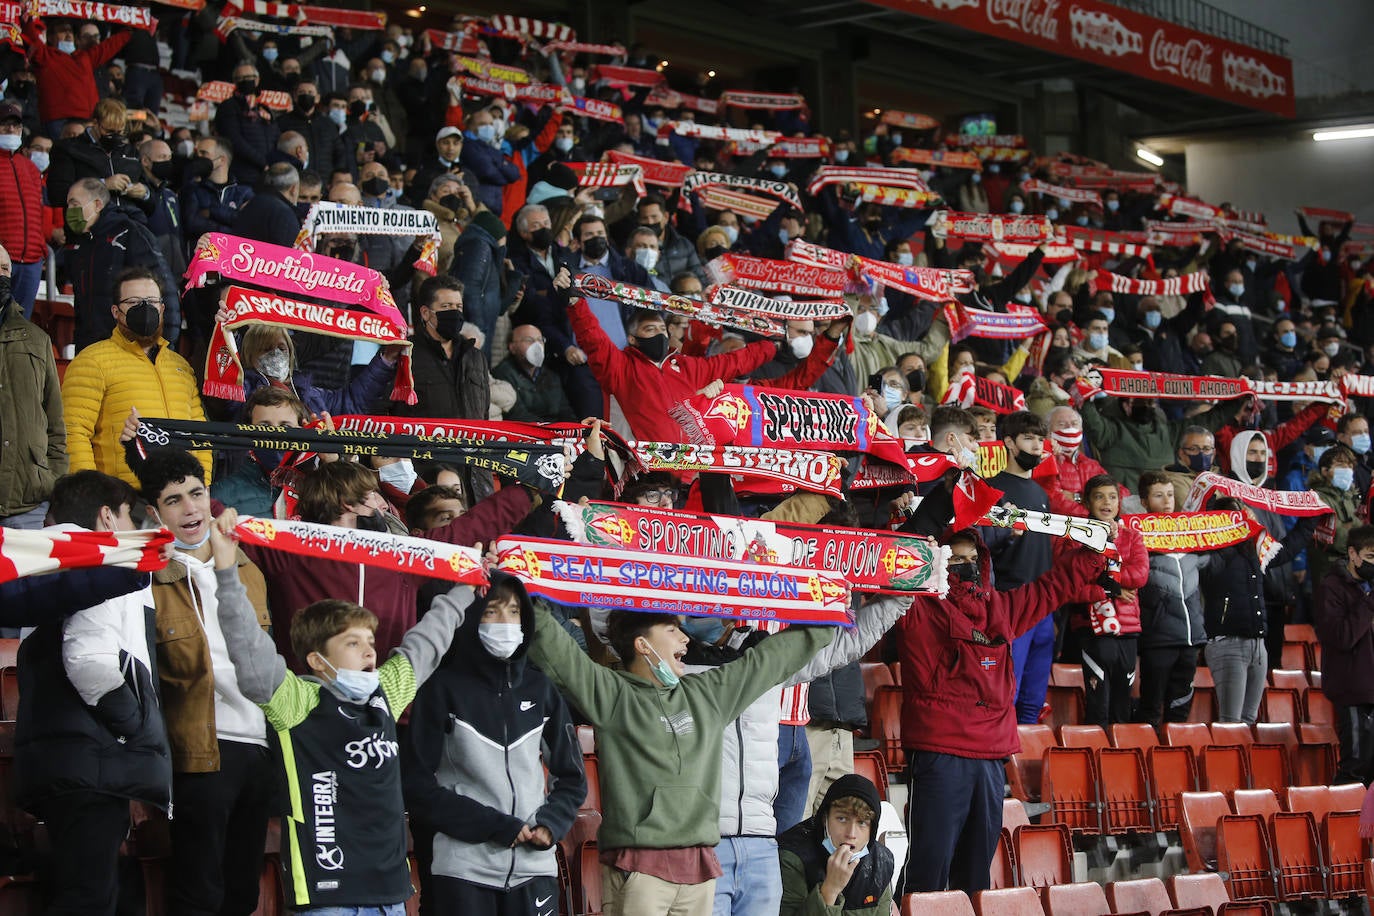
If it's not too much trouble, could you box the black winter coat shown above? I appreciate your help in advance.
[233,188,302,248]
[213,93,281,185]
[70,206,179,351]
[276,107,348,179]
[1314,565,1374,706]
[1202,516,1315,639]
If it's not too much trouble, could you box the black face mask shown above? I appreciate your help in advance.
[950,561,980,586]
[529,227,553,250]
[1245,459,1267,481]
[186,156,214,180]
[295,94,316,114]
[361,176,389,198]
[1358,560,1374,582]
[635,332,670,363]
[905,369,926,393]
[0,276,11,304]
[295,201,313,219]
[236,78,259,96]
[251,448,284,473]
[436,193,461,214]
[582,236,609,261]
[1218,335,1238,352]
[123,301,161,338]
[282,72,301,89]
[704,244,728,261]
[433,310,464,342]
[355,511,389,532]
[149,159,174,182]
[98,131,126,152]
[1130,403,1154,424]
[1013,450,1042,472]
[348,99,368,119]
[640,222,664,238]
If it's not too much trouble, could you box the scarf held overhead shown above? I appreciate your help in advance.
[0,527,171,583]
[1184,472,1335,518]
[294,202,441,276]
[494,537,853,625]
[629,441,844,498]
[570,277,787,338]
[234,517,488,584]
[706,253,847,299]
[1121,511,1266,552]
[927,210,1055,243]
[556,500,948,596]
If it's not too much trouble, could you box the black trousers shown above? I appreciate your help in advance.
[1138,644,1198,726]
[896,751,1003,898]
[1335,703,1374,786]
[166,740,276,916]
[40,790,131,916]
[1081,635,1138,729]
[428,874,560,916]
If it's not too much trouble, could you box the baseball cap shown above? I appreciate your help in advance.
[435,126,462,142]
[0,101,22,124]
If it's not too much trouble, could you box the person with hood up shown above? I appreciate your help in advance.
[892,515,1112,896]
[402,574,586,913]
[777,774,893,916]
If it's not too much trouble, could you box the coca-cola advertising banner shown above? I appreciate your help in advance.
[868,0,1294,117]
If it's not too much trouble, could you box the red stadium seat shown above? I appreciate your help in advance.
[1283,785,1330,816]
[1216,814,1276,902]
[852,750,889,803]
[1292,724,1337,786]
[1052,664,1086,688]
[1003,798,1031,833]
[869,685,906,771]
[1243,742,1291,796]
[1328,783,1366,812]
[576,725,596,756]
[1045,685,1085,731]
[1012,824,1073,888]
[1180,791,1233,873]
[1259,688,1300,726]
[989,830,1017,890]
[0,641,17,670]
[1267,669,1309,692]
[1322,810,1367,898]
[1041,882,1112,916]
[581,755,601,812]
[1008,725,1056,803]
[861,661,894,706]
[974,886,1047,916]
[1167,873,1230,915]
[1198,744,1249,797]
[0,668,18,721]
[904,891,977,916]
[1268,811,1323,901]
[1098,747,1153,834]
[1163,722,1212,753]
[1302,687,1334,725]
[1279,642,1309,670]
[1208,723,1252,747]
[1283,624,1317,644]
[1145,745,1199,832]
[1059,725,1110,749]
[1105,878,1173,916]
[1188,688,1217,724]
[1111,723,1160,750]
[1231,789,1280,818]
[1042,747,1101,835]
[577,840,603,916]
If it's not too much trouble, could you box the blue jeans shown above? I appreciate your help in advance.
[1,503,48,529]
[1011,615,1056,724]
[299,905,405,916]
[712,836,781,916]
[10,260,42,319]
[774,724,811,832]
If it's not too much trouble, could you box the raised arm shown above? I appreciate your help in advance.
[783,594,911,687]
[525,598,624,723]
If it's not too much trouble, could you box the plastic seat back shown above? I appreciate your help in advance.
[1180,791,1233,873]
[1268,669,1309,692]
[1302,687,1334,725]
[973,887,1046,916]
[1208,723,1253,746]
[1164,722,1212,752]
[1269,811,1323,901]
[1041,882,1112,916]
[1042,747,1102,835]
[903,891,977,916]
[1325,811,1366,897]
[1189,687,1217,724]
[1199,745,1249,797]
[1099,747,1153,834]
[1167,873,1230,914]
[1003,798,1031,833]
[853,750,889,803]
[1293,725,1336,786]
[870,685,906,771]
[1328,783,1366,812]
[1060,725,1110,750]
[1216,814,1277,902]
[1105,878,1172,916]
[1231,789,1280,818]
[1260,688,1300,727]
[1012,824,1073,889]
[1283,785,1330,818]
[1111,723,1160,750]
[1283,624,1317,644]
[861,661,895,705]
[1245,743,1291,796]
[1147,745,1199,832]
[1008,724,1057,803]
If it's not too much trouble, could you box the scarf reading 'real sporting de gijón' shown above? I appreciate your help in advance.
[134,419,568,492]
[554,500,948,597]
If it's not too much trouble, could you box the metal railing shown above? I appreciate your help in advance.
[1105,0,1289,56]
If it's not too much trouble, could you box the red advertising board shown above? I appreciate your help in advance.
[865,0,1294,118]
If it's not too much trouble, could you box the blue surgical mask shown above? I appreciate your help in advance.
[1351,433,1371,455]
[896,252,914,267]
[1045,208,1059,222]
[883,384,904,411]
[1106,199,1120,212]
[890,133,902,147]
[768,163,788,178]
[1100,308,1115,324]
[262,47,278,63]
[778,228,790,244]
[647,645,680,688]
[1228,283,1245,298]
[57,40,76,54]
[381,49,395,64]
[834,149,849,164]
[1312,445,1331,465]
[722,225,739,245]
[1088,332,1109,351]
[328,108,347,127]
[321,657,380,702]
[1009,200,1025,215]
[1076,215,1090,226]
[1144,311,1162,329]
[555,136,574,153]
[822,836,869,862]
[1332,467,1355,492]
[476,123,496,143]
[680,616,726,645]
[1279,331,1297,349]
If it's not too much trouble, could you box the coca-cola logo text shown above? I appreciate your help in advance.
[986,0,1060,41]
[1149,29,1213,85]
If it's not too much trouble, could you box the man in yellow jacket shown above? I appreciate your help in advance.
[62,265,210,486]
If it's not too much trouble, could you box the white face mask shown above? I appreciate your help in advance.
[634,247,659,271]
[554,136,574,153]
[853,311,878,337]
[0,134,20,153]
[378,459,417,493]
[790,334,814,359]
[479,622,523,660]
[896,252,914,267]
[524,340,545,368]
[29,150,49,172]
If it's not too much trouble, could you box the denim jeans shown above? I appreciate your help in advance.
[1011,615,1056,724]
[300,905,405,916]
[774,724,811,833]
[1204,636,1267,724]
[9,260,42,319]
[712,836,781,916]
[1,503,48,530]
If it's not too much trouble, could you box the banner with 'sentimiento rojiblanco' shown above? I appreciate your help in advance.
[295,202,441,276]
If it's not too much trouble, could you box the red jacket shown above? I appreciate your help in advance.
[21,21,131,124]
[895,540,1107,759]
[1061,522,1149,636]
[569,297,776,442]
[0,150,46,263]
[242,485,532,670]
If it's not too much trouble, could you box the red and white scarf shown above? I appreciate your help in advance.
[1122,511,1268,553]
[644,87,720,115]
[603,150,691,188]
[451,55,531,85]
[563,96,624,125]
[235,517,488,583]
[697,188,779,221]
[424,29,488,55]
[37,0,155,29]
[484,14,574,43]
[588,64,664,87]
[943,302,1048,343]
[719,90,808,111]
[882,110,941,130]
[807,165,930,196]
[1159,194,1224,221]
[787,238,976,301]
[707,253,847,299]
[1184,473,1335,518]
[1059,225,1152,257]
[196,81,292,111]
[856,185,943,209]
[295,202,441,276]
[681,171,801,213]
[0,527,171,584]
[766,137,833,159]
[629,440,844,498]
[661,122,781,145]
[1022,178,1101,207]
[927,210,1055,243]
[1091,270,1210,296]
[543,39,625,58]
[495,537,853,625]
[566,162,646,197]
[707,284,850,322]
[890,148,982,170]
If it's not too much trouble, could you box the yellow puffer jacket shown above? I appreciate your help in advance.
[61,330,210,486]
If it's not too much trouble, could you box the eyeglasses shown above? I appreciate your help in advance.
[118,297,164,310]
[638,488,676,506]
[1180,445,1215,455]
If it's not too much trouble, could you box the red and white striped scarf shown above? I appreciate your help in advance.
[662,122,781,145]
[927,210,1055,243]
[566,162,646,197]
[644,87,720,115]
[787,238,976,301]
[707,253,847,299]
[1022,178,1101,207]
[0,527,171,584]
[604,150,691,188]
[1091,270,1209,296]
[564,96,624,125]
[719,90,808,111]
[1059,225,1152,257]
[543,40,625,58]
[681,172,801,213]
[943,302,1048,343]
[1159,194,1223,221]
[484,14,574,43]
[424,29,488,55]
[697,188,778,221]
[37,0,155,29]
[807,165,930,195]
[855,184,942,209]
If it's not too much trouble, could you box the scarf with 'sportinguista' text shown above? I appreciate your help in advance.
[495,536,854,625]
[0,527,171,583]
[555,500,948,596]
[234,517,489,584]
[204,285,414,404]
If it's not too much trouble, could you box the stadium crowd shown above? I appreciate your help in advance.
[1,5,1374,916]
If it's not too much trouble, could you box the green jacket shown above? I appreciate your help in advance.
[1308,470,1360,585]
[526,601,833,851]
[1081,396,1240,492]
[0,299,66,516]
[780,850,893,916]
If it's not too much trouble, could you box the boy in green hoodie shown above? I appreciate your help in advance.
[526,601,834,916]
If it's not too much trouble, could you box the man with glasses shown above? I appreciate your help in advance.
[493,324,575,422]
[62,265,208,486]
[65,177,179,351]
[1161,426,1218,509]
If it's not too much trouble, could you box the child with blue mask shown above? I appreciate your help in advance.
[777,773,892,915]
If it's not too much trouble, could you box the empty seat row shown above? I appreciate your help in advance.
[903,872,1273,916]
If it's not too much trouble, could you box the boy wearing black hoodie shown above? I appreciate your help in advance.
[401,574,586,914]
[777,773,893,916]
